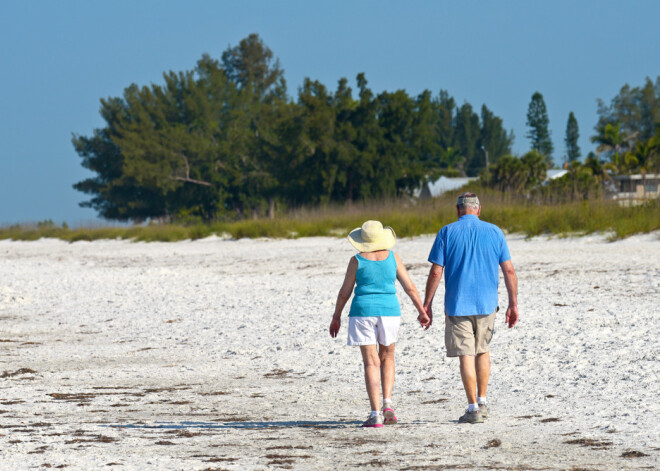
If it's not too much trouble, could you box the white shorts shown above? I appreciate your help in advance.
[347,316,401,347]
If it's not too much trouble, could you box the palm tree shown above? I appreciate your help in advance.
[583,152,616,195]
[521,150,548,188]
[625,136,660,197]
[590,122,637,173]
[490,155,526,193]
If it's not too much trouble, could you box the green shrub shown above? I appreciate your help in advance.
[1,197,658,242]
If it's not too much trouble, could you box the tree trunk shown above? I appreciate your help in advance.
[268,197,275,220]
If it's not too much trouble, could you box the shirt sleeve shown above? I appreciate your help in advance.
[499,231,511,263]
[428,229,446,266]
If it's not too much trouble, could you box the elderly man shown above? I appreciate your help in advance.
[423,192,518,424]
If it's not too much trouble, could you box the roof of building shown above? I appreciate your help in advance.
[613,174,660,181]
[546,169,568,180]
[414,176,476,198]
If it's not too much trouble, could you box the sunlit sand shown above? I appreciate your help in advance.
[1,234,658,469]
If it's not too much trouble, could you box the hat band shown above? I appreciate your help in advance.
[457,196,480,205]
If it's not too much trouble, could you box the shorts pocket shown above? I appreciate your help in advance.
[484,314,495,345]
[485,324,494,345]
[444,317,456,353]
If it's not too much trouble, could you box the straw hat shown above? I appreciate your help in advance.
[347,220,396,252]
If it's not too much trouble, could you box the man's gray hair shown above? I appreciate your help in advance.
[457,192,480,211]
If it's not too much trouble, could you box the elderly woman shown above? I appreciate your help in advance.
[330,220,430,427]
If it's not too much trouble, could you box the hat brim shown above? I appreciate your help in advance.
[347,226,396,252]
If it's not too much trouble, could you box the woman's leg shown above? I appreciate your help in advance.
[360,345,381,411]
[378,343,396,401]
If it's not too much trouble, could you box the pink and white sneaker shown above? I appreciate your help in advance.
[382,404,398,425]
[362,414,384,428]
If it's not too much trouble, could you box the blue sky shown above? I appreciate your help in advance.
[1,0,658,225]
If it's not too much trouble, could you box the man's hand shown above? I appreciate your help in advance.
[417,310,431,330]
[500,260,518,328]
[505,305,519,328]
[424,304,433,328]
[329,317,341,338]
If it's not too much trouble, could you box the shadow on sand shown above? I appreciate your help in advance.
[104,420,363,430]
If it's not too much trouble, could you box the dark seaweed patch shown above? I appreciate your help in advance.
[65,435,116,444]
[264,369,291,378]
[564,438,612,449]
[1,368,36,378]
[621,450,649,458]
[421,398,448,404]
[485,438,502,448]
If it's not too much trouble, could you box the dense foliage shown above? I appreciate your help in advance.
[596,77,660,144]
[591,77,660,175]
[486,77,660,202]
[73,35,659,224]
[73,34,513,223]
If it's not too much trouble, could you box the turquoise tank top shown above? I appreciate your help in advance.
[348,251,401,317]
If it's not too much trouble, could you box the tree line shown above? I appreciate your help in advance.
[74,34,660,222]
[73,34,513,222]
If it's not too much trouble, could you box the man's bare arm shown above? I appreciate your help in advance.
[500,260,518,328]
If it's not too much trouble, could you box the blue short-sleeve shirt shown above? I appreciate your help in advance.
[428,215,511,316]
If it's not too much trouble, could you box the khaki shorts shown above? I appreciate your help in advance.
[444,310,497,357]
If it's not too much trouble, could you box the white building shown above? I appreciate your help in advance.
[612,174,660,205]
[415,176,477,199]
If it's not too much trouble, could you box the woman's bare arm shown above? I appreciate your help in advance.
[394,253,431,329]
[329,257,358,338]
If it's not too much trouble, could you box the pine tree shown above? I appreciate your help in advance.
[480,104,514,166]
[455,103,481,176]
[565,112,581,163]
[221,33,285,99]
[526,91,554,164]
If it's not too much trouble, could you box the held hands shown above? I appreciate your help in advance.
[329,316,341,338]
[505,305,519,328]
[418,304,432,330]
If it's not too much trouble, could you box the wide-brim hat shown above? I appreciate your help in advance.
[347,220,396,252]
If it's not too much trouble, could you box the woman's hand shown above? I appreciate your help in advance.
[329,316,341,338]
[417,310,431,330]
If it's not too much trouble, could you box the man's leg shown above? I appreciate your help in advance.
[378,343,396,400]
[474,312,495,416]
[360,345,381,411]
[459,355,477,404]
[476,352,490,398]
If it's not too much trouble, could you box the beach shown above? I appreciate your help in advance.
[1,233,659,470]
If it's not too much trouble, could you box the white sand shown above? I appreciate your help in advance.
[1,233,659,470]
